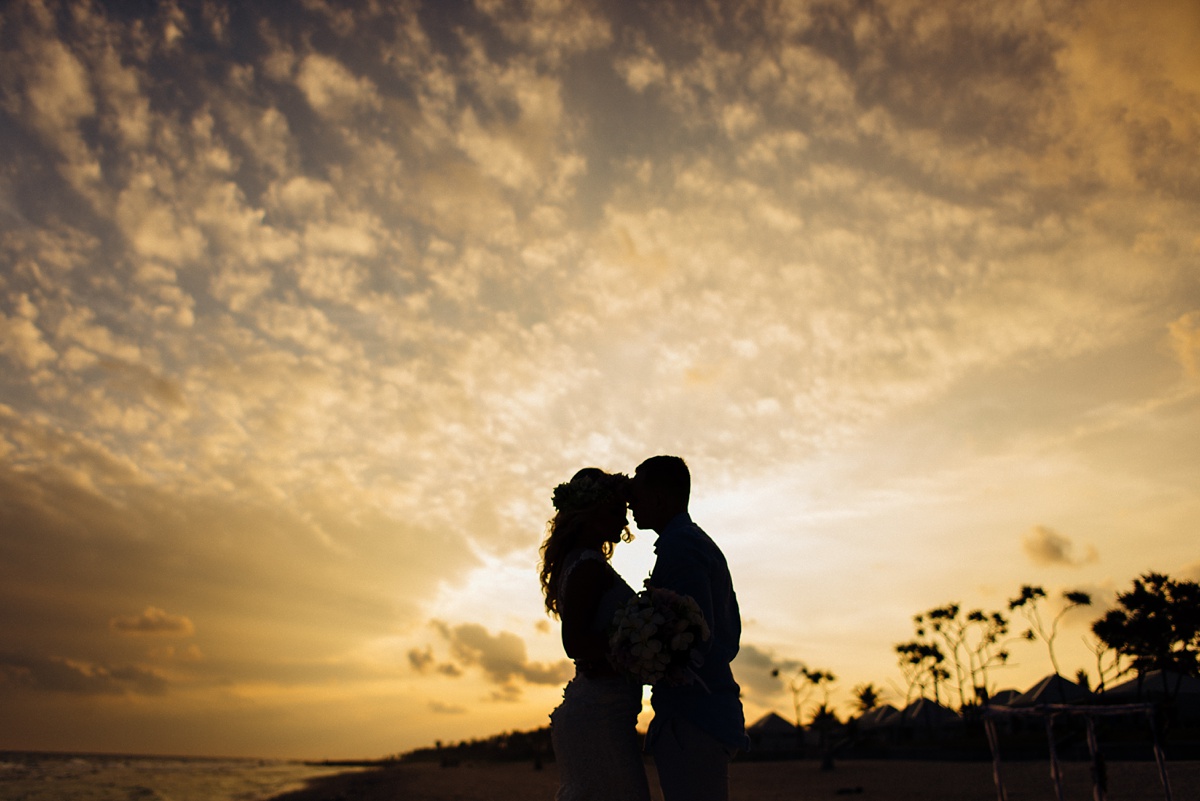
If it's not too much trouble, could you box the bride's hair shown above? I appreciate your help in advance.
[539,467,632,618]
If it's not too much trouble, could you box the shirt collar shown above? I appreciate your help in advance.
[653,511,692,550]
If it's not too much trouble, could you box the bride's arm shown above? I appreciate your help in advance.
[559,559,614,663]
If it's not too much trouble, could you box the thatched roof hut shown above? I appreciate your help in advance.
[857,703,900,729]
[1009,674,1094,707]
[747,711,800,754]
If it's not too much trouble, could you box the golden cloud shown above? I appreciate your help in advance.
[1021,525,1098,568]
[110,606,196,637]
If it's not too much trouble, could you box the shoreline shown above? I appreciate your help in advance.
[266,762,411,800]
[265,757,1200,801]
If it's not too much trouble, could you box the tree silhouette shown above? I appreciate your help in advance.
[1091,572,1200,682]
[1083,630,1127,694]
[809,702,841,771]
[851,682,883,715]
[772,665,837,728]
[1008,584,1092,677]
[895,640,948,705]
[898,603,1011,707]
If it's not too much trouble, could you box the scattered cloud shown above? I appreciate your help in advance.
[430,620,572,695]
[477,0,612,67]
[0,652,168,696]
[732,642,805,702]
[407,646,435,673]
[147,644,204,662]
[1021,526,1099,568]
[110,607,196,637]
[295,53,381,116]
[429,699,467,715]
[407,646,461,677]
[0,299,56,369]
[436,663,463,678]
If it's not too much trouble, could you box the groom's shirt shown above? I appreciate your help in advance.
[648,512,749,751]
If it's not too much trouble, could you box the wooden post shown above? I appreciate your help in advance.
[1084,714,1106,801]
[983,715,1007,801]
[1147,708,1172,801]
[1044,712,1064,801]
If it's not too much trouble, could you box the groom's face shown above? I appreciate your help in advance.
[628,474,661,532]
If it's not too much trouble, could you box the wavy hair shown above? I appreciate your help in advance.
[539,468,632,618]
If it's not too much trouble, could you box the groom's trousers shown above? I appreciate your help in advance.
[649,714,732,801]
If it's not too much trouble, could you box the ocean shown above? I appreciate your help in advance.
[0,751,367,801]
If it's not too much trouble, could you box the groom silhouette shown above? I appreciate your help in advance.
[630,455,748,801]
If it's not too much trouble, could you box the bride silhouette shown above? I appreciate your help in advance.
[540,468,651,801]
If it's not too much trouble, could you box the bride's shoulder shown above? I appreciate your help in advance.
[563,545,604,565]
[561,547,603,576]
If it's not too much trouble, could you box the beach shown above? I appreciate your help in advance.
[270,758,1200,801]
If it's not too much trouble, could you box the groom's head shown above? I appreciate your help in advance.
[630,455,690,532]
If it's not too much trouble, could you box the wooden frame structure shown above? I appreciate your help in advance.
[980,703,1171,801]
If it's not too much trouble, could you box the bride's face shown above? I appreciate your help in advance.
[594,500,629,544]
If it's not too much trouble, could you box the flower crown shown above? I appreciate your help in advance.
[551,473,629,513]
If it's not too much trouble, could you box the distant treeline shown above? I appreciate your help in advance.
[396,726,555,764]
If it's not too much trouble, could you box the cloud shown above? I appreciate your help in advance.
[615,37,666,93]
[114,176,206,264]
[98,359,186,408]
[1021,525,1099,567]
[0,297,56,369]
[295,53,380,116]
[1169,312,1200,377]
[0,442,473,686]
[0,23,100,199]
[110,606,196,636]
[0,652,168,696]
[407,646,435,673]
[20,36,95,135]
[476,0,612,67]
[1048,0,1200,192]
[147,644,204,662]
[429,699,466,715]
[732,642,805,702]
[407,645,461,677]
[430,620,572,693]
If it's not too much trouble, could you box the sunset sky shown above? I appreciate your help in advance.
[2,0,1199,760]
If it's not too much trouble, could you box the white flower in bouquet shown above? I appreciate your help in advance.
[609,587,711,686]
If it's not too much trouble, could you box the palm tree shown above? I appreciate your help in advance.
[852,682,882,715]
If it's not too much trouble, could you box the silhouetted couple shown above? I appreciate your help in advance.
[539,455,748,801]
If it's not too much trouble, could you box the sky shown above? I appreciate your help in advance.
[1,0,1199,760]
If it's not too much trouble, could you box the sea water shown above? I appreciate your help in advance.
[0,751,365,801]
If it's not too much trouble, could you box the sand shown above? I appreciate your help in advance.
[270,758,1199,800]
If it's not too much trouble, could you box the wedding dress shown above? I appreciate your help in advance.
[550,548,651,801]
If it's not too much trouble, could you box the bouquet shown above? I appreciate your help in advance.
[609,587,711,686]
